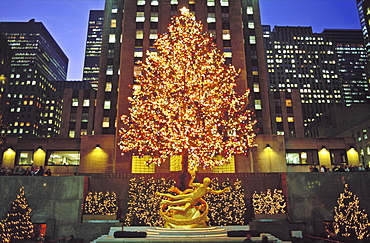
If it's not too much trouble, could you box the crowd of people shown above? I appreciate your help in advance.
[0,165,52,176]
[309,164,368,172]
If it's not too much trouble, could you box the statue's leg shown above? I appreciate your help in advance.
[158,193,188,200]
[168,202,192,212]
[163,198,190,206]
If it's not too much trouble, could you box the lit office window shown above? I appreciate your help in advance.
[254,99,262,110]
[222,30,230,40]
[207,0,215,6]
[223,51,232,58]
[106,65,113,75]
[151,0,159,5]
[249,36,256,44]
[137,0,146,5]
[104,101,111,109]
[105,82,112,92]
[276,116,282,122]
[111,19,116,28]
[246,6,253,14]
[102,117,110,127]
[80,129,88,136]
[253,83,260,92]
[72,98,78,107]
[83,99,90,107]
[170,0,178,4]
[287,116,294,122]
[136,12,145,22]
[248,21,255,29]
[134,51,143,57]
[286,99,292,107]
[220,0,229,6]
[109,34,116,43]
[136,30,144,39]
[150,12,158,22]
[207,13,216,23]
[149,29,158,39]
[69,131,75,138]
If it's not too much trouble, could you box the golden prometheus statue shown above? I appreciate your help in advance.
[156,170,230,228]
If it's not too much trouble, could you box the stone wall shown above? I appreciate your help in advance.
[1,173,369,242]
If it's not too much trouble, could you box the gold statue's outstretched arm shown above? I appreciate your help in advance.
[209,187,231,195]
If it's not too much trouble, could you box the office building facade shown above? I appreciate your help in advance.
[264,26,344,136]
[0,34,12,113]
[0,20,68,138]
[323,29,369,106]
[357,0,370,88]
[83,10,104,89]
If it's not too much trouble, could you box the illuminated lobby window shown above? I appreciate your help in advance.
[47,151,80,165]
[132,155,155,173]
[170,155,182,171]
[212,155,235,173]
[17,151,33,165]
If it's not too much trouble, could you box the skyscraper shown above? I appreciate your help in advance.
[0,34,12,112]
[93,0,271,172]
[323,29,369,106]
[356,0,370,100]
[264,26,343,136]
[83,10,104,89]
[0,20,68,138]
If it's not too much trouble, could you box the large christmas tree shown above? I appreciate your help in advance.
[118,8,256,172]
[4,187,34,241]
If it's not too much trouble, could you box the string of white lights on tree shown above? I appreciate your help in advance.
[205,178,246,225]
[4,187,34,241]
[252,189,286,215]
[124,177,176,226]
[0,220,10,243]
[334,183,370,240]
[83,191,118,215]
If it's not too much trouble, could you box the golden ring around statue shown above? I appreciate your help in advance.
[159,198,209,226]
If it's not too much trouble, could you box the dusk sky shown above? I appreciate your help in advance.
[0,0,362,80]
